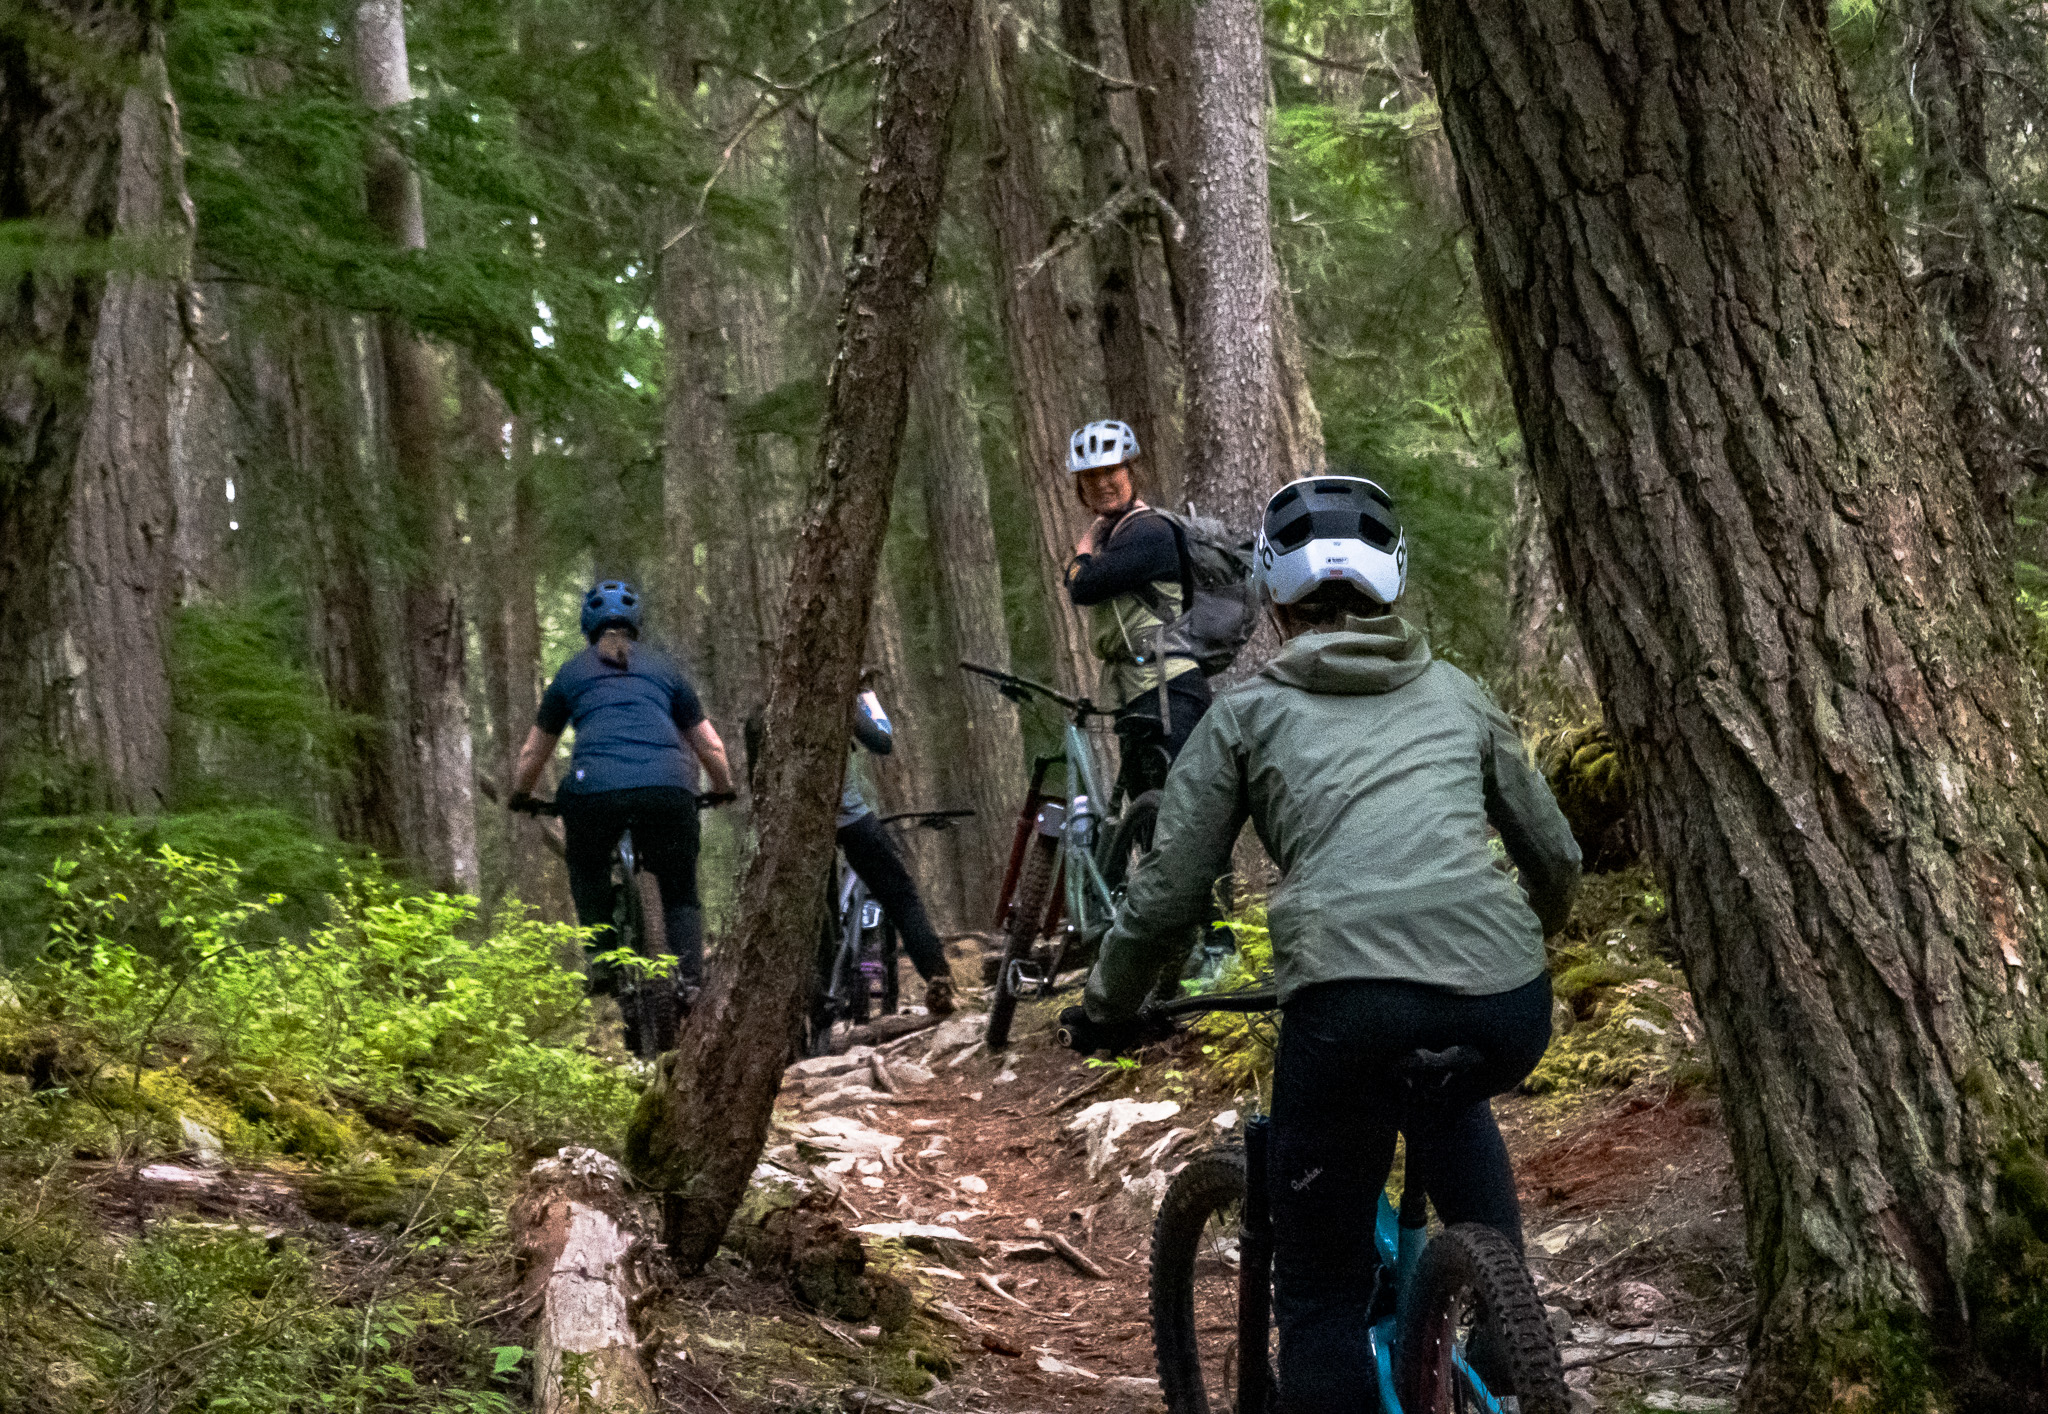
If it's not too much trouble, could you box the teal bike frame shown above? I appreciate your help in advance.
[1139,989,1521,1414]
[965,661,1132,991]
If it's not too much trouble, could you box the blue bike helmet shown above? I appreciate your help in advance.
[581,580,642,641]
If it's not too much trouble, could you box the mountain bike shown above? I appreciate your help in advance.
[962,661,1174,1050]
[805,808,975,1058]
[1078,989,1569,1414]
[511,792,731,1061]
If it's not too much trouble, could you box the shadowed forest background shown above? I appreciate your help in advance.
[12,0,2048,1410]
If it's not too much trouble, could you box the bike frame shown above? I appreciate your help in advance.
[1145,990,1514,1414]
[966,661,1125,989]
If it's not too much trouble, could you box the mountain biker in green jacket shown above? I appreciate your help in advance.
[1067,476,1581,1414]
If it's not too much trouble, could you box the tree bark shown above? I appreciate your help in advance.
[655,27,742,651]
[1911,0,2041,533]
[510,1147,655,1414]
[1413,0,2048,1404]
[1057,0,1179,500]
[0,0,167,803]
[1500,471,1595,722]
[864,575,967,931]
[1178,0,1276,525]
[291,312,405,856]
[354,0,478,893]
[624,0,972,1272]
[970,3,1096,698]
[48,67,184,812]
[914,327,1024,921]
[1125,0,1322,509]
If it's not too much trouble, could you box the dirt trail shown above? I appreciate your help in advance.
[661,954,1754,1414]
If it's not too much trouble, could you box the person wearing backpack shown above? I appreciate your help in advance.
[1063,419,1216,803]
[1063,476,1581,1414]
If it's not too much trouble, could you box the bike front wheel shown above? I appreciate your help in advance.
[986,831,1057,1050]
[1397,1223,1569,1414]
[1150,1145,1273,1414]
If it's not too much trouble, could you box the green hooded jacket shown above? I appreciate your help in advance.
[1085,615,1581,1019]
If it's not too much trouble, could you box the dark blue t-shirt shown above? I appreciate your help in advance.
[536,645,706,795]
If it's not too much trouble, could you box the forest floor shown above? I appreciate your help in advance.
[2,862,1752,1414]
[642,915,1755,1414]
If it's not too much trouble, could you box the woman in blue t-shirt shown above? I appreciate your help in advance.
[509,582,736,1026]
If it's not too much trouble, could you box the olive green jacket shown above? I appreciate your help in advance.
[1088,583,1199,710]
[1086,615,1581,1019]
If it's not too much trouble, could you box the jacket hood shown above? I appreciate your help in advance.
[1261,614,1433,695]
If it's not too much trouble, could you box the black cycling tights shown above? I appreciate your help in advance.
[560,787,703,990]
[1268,975,1553,1414]
[835,812,946,982]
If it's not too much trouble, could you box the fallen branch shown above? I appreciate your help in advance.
[511,1147,655,1414]
[1048,1232,1109,1280]
[975,1271,1035,1311]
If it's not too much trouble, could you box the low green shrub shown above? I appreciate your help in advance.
[4,831,635,1161]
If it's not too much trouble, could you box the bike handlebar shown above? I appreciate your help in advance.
[960,660,1109,719]
[877,808,976,830]
[511,791,736,817]
[1056,984,1278,1053]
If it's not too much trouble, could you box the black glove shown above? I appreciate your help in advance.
[1059,1005,1156,1056]
[697,790,738,808]
[508,791,540,815]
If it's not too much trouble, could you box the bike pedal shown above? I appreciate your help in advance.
[1005,959,1049,993]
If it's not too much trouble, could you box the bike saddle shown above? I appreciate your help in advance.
[1397,1045,1485,1090]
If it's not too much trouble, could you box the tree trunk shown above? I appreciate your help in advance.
[655,29,742,651]
[1499,470,1595,722]
[1118,0,1194,335]
[864,575,966,931]
[1179,0,1276,525]
[354,0,477,893]
[914,328,1025,921]
[1125,0,1322,510]
[510,1147,655,1414]
[294,312,405,856]
[0,0,165,803]
[624,0,972,1272]
[1414,0,2048,1404]
[49,68,184,813]
[1912,0,2041,532]
[970,3,1095,698]
[1057,0,1179,500]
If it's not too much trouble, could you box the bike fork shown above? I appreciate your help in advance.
[1239,1117,1276,1414]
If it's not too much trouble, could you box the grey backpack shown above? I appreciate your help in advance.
[1136,509,1259,677]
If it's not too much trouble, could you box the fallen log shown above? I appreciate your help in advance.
[510,1146,655,1414]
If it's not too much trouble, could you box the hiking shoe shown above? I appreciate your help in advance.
[924,974,956,1016]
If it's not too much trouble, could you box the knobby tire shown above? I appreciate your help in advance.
[1397,1223,1569,1414]
[986,831,1057,1050]
[1151,1145,1269,1414]
[629,869,679,1060]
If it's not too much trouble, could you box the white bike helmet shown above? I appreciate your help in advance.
[1068,419,1140,474]
[1254,476,1407,607]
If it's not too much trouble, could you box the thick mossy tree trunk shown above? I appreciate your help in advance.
[1414,0,2048,1405]
[50,64,184,813]
[354,0,477,894]
[625,0,972,1271]
[0,0,167,803]
[969,2,1095,699]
